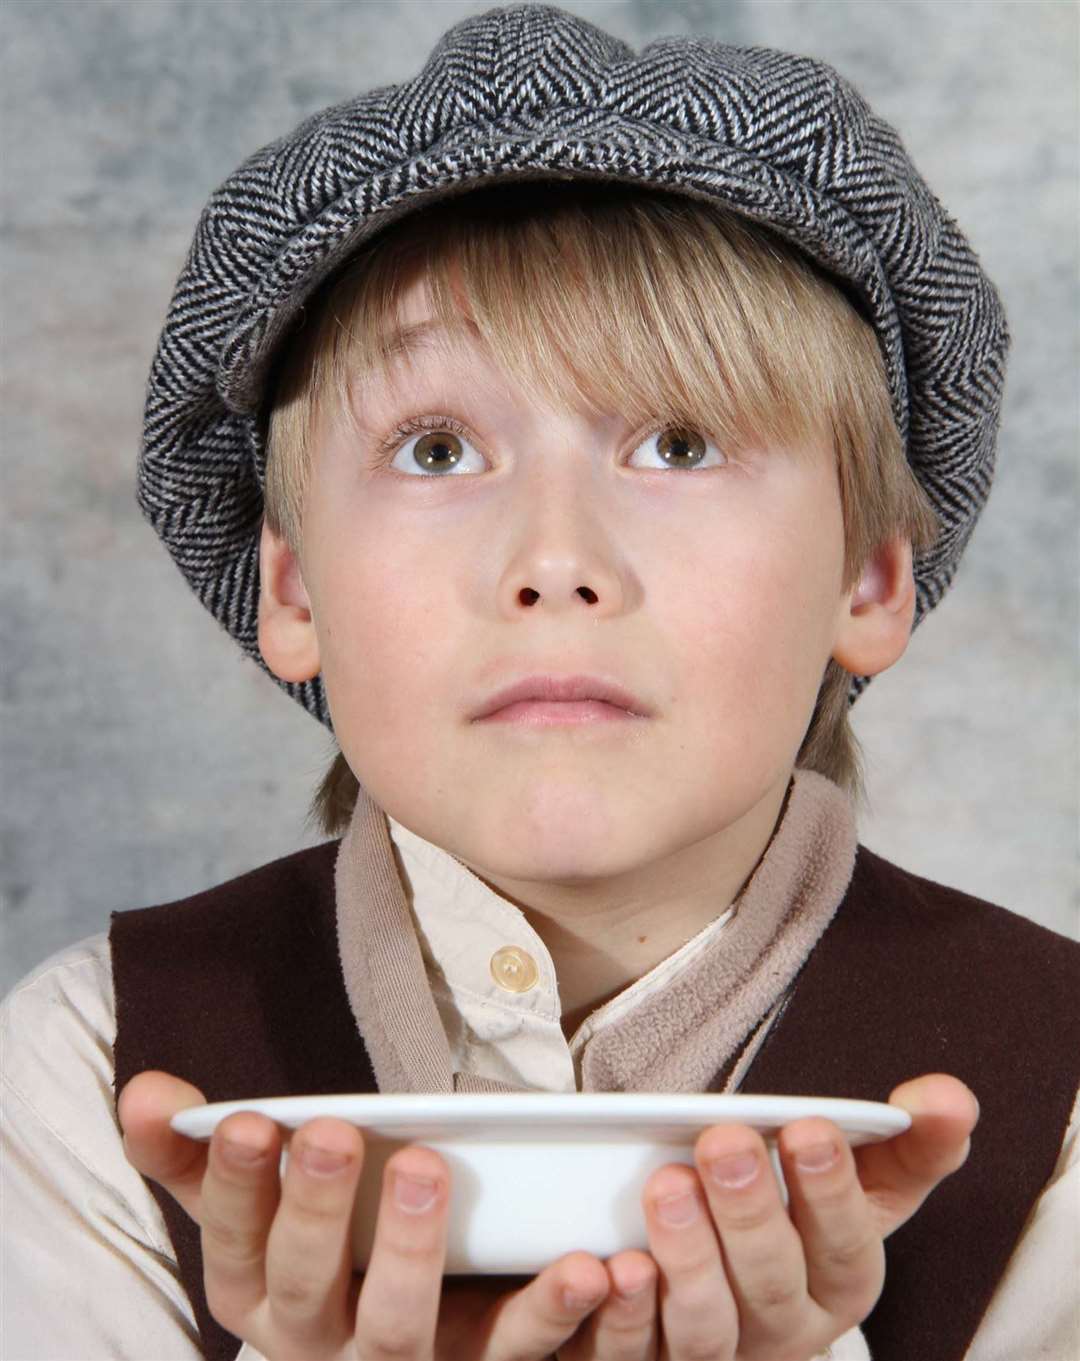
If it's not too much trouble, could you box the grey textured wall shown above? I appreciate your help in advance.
[2,0,1077,997]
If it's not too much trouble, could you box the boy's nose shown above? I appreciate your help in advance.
[515,581,601,610]
[496,467,627,616]
[503,544,616,613]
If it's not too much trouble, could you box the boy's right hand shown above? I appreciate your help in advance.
[117,1071,649,1361]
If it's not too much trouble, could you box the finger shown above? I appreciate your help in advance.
[854,1074,980,1235]
[261,1117,365,1348]
[776,1118,885,1329]
[353,1143,450,1358]
[692,1124,821,1353]
[199,1111,285,1329]
[642,1156,740,1359]
[117,1070,210,1222]
[564,1251,659,1361]
[476,1251,612,1361]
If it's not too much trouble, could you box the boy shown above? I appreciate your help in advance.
[2,5,1076,1360]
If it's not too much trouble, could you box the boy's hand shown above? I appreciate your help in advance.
[118,1070,616,1361]
[119,1071,976,1361]
[563,1071,979,1361]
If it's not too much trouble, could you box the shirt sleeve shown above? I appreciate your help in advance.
[1,936,208,1361]
[964,1083,1080,1359]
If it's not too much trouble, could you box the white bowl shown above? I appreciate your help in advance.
[172,1091,909,1275]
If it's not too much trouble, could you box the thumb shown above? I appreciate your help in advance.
[855,1072,981,1237]
[117,1069,210,1224]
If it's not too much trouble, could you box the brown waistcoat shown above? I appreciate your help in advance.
[110,841,1080,1361]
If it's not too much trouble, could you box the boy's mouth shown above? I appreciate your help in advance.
[471,674,652,722]
[476,699,643,725]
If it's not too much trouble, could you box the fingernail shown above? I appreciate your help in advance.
[616,1276,651,1300]
[794,1141,839,1173]
[394,1172,438,1213]
[298,1143,350,1176]
[657,1190,701,1225]
[707,1150,760,1190]
[222,1137,268,1167]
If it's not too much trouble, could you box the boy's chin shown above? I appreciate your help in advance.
[449,806,746,891]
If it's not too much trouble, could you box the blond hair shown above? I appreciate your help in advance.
[263,180,939,837]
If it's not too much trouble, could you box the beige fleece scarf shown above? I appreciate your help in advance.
[334,769,856,1095]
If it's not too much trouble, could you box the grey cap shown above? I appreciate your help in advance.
[139,1,1009,730]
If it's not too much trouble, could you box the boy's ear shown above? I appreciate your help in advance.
[257,520,321,682]
[831,536,917,678]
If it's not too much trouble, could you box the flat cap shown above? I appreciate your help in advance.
[139,1,1009,729]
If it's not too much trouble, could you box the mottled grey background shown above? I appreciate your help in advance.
[2,0,1077,997]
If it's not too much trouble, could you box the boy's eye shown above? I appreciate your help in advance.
[376,417,482,476]
[377,417,726,476]
[628,425,727,472]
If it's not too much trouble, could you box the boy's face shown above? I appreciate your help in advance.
[260,272,909,895]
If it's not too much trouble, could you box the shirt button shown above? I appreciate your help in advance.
[490,945,539,994]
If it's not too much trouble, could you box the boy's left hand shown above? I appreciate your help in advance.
[556,1072,979,1361]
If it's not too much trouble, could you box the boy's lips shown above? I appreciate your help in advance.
[471,674,652,721]
[477,699,642,726]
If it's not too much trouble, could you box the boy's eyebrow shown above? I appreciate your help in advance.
[365,316,481,372]
[345,316,488,413]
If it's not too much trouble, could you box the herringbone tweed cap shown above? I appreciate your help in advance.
[140,2,1009,730]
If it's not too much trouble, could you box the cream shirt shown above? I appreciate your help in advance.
[2,816,1077,1360]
